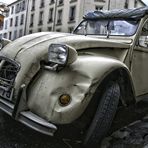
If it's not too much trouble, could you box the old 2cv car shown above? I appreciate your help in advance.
[0,6,148,147]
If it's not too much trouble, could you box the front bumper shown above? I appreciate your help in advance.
[0,96,57,136]
[0,55,57,136]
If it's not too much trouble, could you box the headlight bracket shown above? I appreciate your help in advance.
[44,64,59,71]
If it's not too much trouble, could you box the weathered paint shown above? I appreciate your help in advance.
[0,29,134,124]
[27,55,129,124]
[1,32,130,60]
[1,32,130,96]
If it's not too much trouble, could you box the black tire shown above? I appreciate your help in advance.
[83,81,120,148]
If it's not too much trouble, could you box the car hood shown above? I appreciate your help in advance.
[0,32,130,99]
[0,32,130,60]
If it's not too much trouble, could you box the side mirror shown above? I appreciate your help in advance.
[139,36,148,47]
[144,36,148,45]
[0,38,11,50]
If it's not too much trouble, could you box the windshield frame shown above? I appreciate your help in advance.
[73,19,140,37]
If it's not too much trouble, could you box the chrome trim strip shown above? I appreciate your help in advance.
[19,111,57,136]
[0,97,14,116]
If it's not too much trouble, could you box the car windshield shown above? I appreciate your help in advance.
[74,19,139,36]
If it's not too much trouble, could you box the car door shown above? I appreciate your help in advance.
[131,19,148,97]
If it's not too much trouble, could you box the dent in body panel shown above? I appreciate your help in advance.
[0,32,131,123]
[27,56,127,124]
[1,32,130,60]
[78,48,128,62]
[10,36,129,100]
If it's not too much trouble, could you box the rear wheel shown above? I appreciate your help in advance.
[83,81,120,148]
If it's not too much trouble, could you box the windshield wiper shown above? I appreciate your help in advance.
[84,22,88,36]
[106,21,110,38]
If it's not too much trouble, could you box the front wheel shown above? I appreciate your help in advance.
[83,81,120,148]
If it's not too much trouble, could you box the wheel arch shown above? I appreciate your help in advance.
[87,66,136,113]
[73,66,136,130]
[100,67,136,106]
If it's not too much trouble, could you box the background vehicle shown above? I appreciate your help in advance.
[0,7,148,148]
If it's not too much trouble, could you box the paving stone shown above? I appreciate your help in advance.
[101,115,148,148]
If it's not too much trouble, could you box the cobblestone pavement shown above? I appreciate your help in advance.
[101,100,148,148]
[101,118,148,148]
[0,100,148,148]
[0,111,81,148]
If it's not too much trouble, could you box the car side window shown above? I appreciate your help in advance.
[139,21,148,48]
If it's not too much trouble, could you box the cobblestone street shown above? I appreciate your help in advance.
[101,100,148,148]
[0,100,148,148]
[1,1,148,148]
[101,117,148,148]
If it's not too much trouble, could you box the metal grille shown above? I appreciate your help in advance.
[0,57,20,100]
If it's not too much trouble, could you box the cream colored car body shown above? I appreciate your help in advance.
[1,32,130,123]
[0,8,148,135]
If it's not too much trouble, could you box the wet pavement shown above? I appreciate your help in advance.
[101,117,148,148]
[0,100,148,148]
[0,111,82,148]
[101,100,148,148]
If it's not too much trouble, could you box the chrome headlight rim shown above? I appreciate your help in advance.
[48,43,69,65]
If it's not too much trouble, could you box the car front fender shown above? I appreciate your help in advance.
[27,55,131,124]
